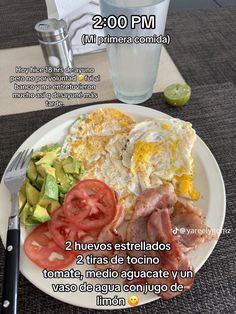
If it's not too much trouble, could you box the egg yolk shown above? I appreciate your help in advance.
[162,122,172,130]
[174,174,200,200]
[132,141,162,171]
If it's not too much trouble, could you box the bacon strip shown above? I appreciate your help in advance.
[126,183,214,300]
[171,201,217,253]
[126,184,177,265]
[147,208,194,299]
[95,202,129,271]
[94,183,215,299]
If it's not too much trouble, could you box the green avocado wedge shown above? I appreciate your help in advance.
[32,204,50,223]
[25,181,40,206]
[62,156,82,174]
[35,151,57,166]
[40,174,59,201]
[26,160,37,183]
[18,142,81,226]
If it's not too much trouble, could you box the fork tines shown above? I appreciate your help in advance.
[6,149,33,173]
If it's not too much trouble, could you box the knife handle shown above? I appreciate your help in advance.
[1,227,20,314]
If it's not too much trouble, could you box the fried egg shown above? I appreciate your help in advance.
[61,108,137,214]
[61,108,135,168]
[61,109,199,220]
[122,118,199,201]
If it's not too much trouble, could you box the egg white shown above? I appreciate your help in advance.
[61,111,198,219]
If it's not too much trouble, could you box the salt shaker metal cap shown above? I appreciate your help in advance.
[35,18,74,70]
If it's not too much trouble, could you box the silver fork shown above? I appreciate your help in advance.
[1,149,33,314]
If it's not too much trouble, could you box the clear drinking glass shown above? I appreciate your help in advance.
[99,0,170,104]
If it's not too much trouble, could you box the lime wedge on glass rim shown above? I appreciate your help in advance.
[164,83,191,106]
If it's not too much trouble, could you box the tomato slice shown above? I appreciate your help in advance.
[63,179,117,231]
[48,206,100,251]
[24,223,75,269]
[48,206,78,250]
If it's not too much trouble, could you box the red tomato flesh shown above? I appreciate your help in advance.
[63,179,117,231]
[24,223,75,269]
[48,206,101,251]
[48,206,78,250]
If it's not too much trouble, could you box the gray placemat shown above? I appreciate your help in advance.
[0,0,47,49]
[0,82,235,313]
[166,7,236,86]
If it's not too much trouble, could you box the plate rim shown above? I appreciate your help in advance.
[0,103,226,309]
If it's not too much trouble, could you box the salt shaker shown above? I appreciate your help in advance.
[35,19,74,72]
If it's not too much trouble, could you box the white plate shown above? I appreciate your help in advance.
[0,104,226,309]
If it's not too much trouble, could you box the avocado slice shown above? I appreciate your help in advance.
[32,205,50,223]
[72,173,83,181]
[38,198,60,212]
[41,174,58,201]
[18,191,27,212]
[20,202,35,226]
[62,156,82,174]
[54,160,69,185]
[35,151,57,166]
[41,143,61,154]
[20,179,28,196]
[54,160,77,195]
[48,201,60,213]
[26,181,40,206]
[34,175,44,190]
[26,160,37,183]
[62,172,77,186]
[58,183,72,195]
[36,164,56,178]
[32,151,45,160]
